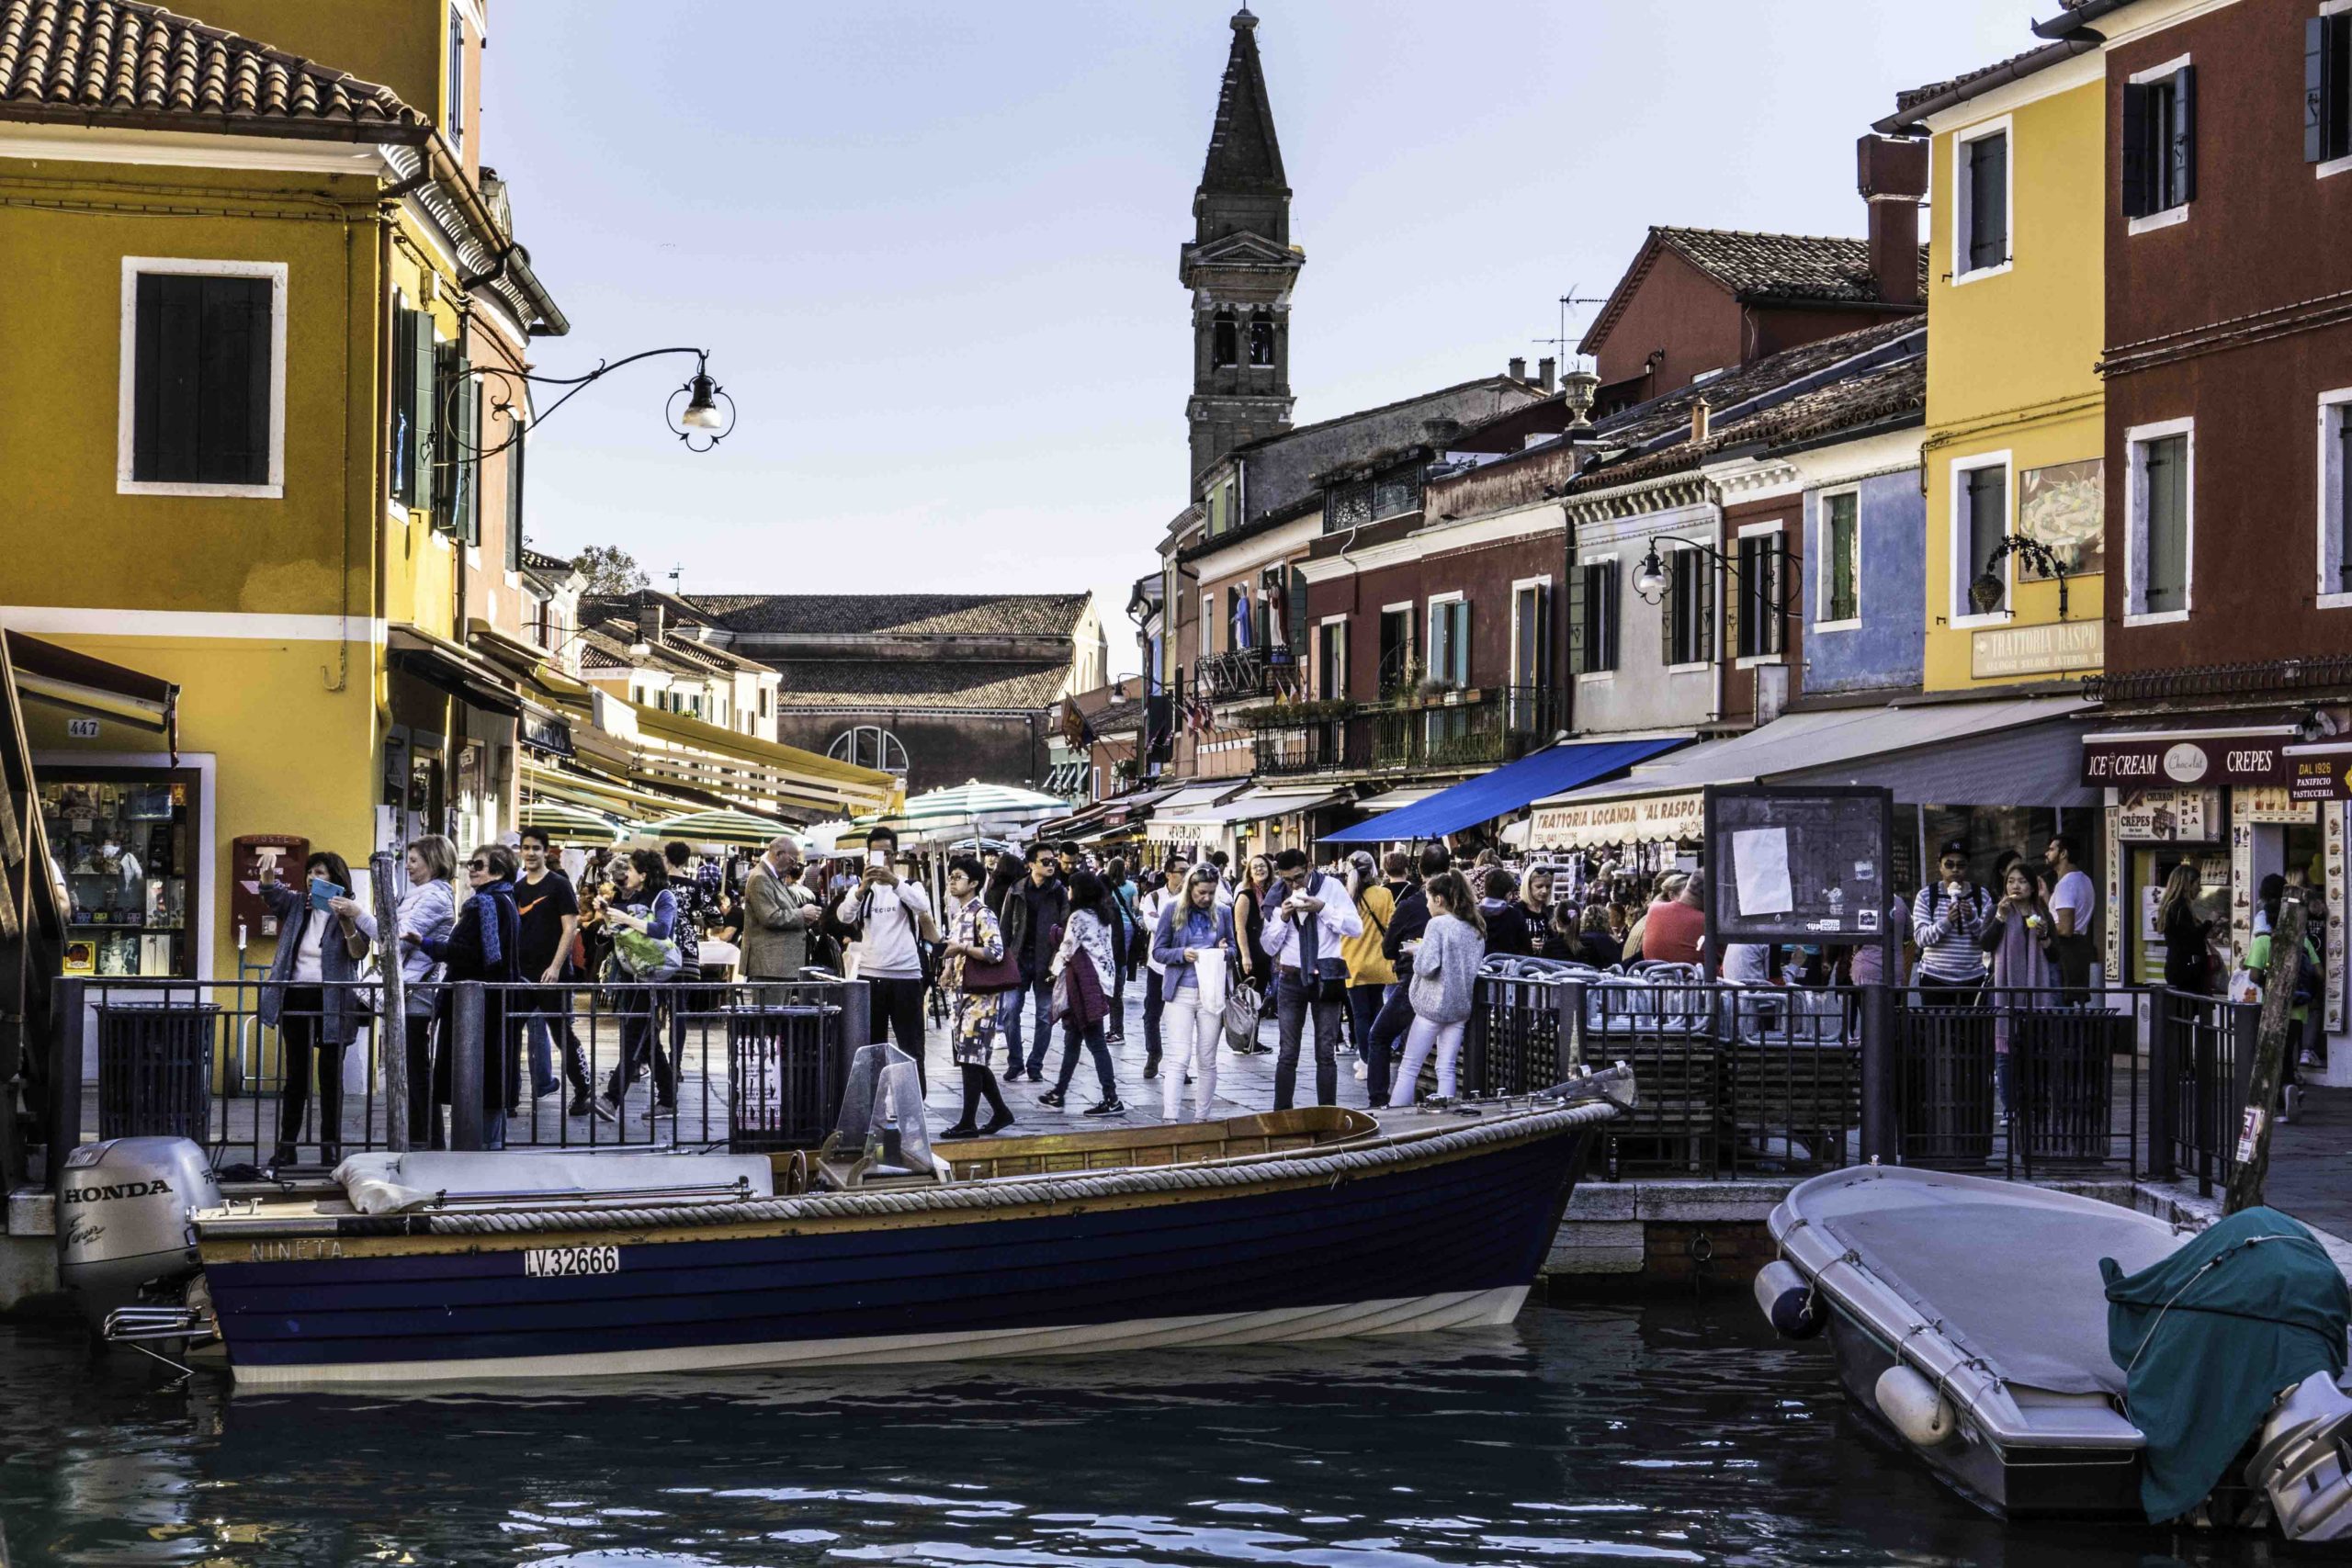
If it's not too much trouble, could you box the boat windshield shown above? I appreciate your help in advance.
[831,1043,934,1175]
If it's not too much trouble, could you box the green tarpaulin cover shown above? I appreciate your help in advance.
[2102,1208,2350,1523]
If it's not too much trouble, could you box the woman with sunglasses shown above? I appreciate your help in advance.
[394,834,458,1149]
[258,848,375,1169]
[1227,853,1280,1055]
[406,844,523,1147]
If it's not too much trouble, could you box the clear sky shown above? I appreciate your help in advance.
[487,0,2048,668]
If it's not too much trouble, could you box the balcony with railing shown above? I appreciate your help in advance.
[1252,685,1568,777]
[1196,648,1303,705]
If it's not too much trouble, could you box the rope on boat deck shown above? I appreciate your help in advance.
[419,1100,1620,1236]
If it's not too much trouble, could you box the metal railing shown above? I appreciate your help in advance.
[1197,649,1302,703]
[2148,986,2258,1197]
[1464,968,2162,1182]
[1254,685,1570,776]
[53,973,865,1174]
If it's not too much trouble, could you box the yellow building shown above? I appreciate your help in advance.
[1879,37,2108,693]
[0,2,886,990]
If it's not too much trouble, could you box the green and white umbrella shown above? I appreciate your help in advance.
[517,799,628,844]
[875,780,1066,843]
[647,807,790,848]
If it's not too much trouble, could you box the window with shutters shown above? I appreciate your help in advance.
[1951,119,2011,281]
[2313,11,2352,169]
[431,340,480,541]
[1377,606,1414,697]
[504,414,527,570]
[2122,62,2194,228]
[2126,421,2193,622]
[1574,558,1619,675]
[1512,579,1553,690]
[2323,391,2352,605]
[1951,455,2010,622]
[1662,546,1712,668]
[1427,596,1469,688]
[1819,489,1861,626]
[446,6,467,152]
[1316,619,1349,700]
[1735,529,1787,660]
[119,259,286,497]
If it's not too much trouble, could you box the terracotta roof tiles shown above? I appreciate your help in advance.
[0,0,425,139]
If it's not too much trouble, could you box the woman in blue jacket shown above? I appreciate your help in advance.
[409,843,523,1148]
[1152,866,1238,1122]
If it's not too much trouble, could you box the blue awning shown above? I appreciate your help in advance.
[1322,737,1686,844]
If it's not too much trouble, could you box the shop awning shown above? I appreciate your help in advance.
[627,701,899,818]
[1323,738,1684,844]
[518,758,696,825]
[1355,785,1445,814]
[1152,785,1348,834]
[388,626,524,717]
[3,630,179,752]
[1525,695,2095,848]
[2082,716,2302,788]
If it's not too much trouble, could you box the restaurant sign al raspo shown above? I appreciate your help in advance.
[2081,730,2296,788]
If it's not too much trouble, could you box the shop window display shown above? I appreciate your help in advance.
[40,774,196,978]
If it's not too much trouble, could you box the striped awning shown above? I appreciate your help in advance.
[516,799,627,844]
[648,807,790,848]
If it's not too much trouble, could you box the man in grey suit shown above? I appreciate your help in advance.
[742,836,814,981]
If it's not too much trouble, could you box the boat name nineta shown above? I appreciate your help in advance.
[248,1239,345,1262]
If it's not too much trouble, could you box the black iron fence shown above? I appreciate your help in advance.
[1460,966,2197,1183]
[1254,685,1570,777]
[54,974,865,1175]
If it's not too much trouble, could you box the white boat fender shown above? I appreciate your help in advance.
[1875,1365,1956,1449]
[1753,1259,1824,1339]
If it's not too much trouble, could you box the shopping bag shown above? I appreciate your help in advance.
[1192,948,1229,1014]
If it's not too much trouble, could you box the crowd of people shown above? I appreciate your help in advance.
[250,818,2328,1167]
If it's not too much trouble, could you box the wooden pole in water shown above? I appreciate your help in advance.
[2224,890,2309,1215]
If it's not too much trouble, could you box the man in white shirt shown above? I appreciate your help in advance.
[1261,847,1363,1111]
[833,826,934,1089]
[1135,858,1188,1080]
[2044,833,2098,999]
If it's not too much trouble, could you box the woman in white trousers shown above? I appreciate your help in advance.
[1387,870,1487,1107]
[1152,867,1238,1122]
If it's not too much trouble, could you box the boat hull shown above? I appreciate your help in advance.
[203,1114,1592,1386]
[1823,1301,2143,1520]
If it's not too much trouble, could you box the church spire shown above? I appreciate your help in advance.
[1180,6,1302,494]
[1197,6,1287,223]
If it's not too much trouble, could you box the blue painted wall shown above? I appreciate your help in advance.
[1802,470,1924,696]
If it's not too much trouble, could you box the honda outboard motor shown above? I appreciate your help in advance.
[55,1138,219,1333]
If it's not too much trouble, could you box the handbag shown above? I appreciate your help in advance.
[1222,981,1263,1051]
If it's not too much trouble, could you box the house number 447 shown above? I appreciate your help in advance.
[66,718,100,739]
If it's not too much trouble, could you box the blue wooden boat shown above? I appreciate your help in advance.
[89,1088,1621,1387]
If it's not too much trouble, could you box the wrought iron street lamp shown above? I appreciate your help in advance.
[448,345,737,461]
[1633,533,1801,615]
[1969,534,2071,620]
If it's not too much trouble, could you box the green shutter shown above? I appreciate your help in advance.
[454,351,478,545]
[505,419,526,571]
[413,314,439,514]
[1695,548,1716,662]
[390,308,414,505]
[1566,561,1588,676]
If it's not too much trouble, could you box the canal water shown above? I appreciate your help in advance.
[0,1298,2282,1568]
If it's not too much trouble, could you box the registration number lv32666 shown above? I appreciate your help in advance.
[522,1245,620,1279]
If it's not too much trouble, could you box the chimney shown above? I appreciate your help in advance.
[1690,398,1711,445]
[1538,356,1557,392]
[1857,133,1929,309]
[1508,355,1527,382]
[635,595,664,646]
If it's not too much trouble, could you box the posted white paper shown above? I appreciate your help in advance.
[1732,827,1794,916]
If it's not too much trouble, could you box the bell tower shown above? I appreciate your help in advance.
[1180,6,1302,498]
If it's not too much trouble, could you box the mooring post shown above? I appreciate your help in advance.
[1859,982,1897,1164]
[450,981,485,1152]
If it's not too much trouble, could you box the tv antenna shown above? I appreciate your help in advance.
[1534,289,1610,367]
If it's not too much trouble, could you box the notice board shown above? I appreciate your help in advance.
[1702,784,1895,973]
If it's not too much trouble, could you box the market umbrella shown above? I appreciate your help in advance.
[876,780,1067,843]
[647,807,790,848]
[517,798,628,844]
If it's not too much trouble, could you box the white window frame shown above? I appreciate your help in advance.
[2126,55,2194,236]
[1577,552,1617,683]
[1814,484,1863,631]
[1734,520,1789,669]
[2123,416,2195,626]
[1951,116,2014,286]
[1201,592,1216,657]
[118,256,288,499]
[2319,387,2352,609]
[1316,613,1350,700]
[1948,450,2014,629]
[1509,573,1554,689]
[1426,591,1468,688]
[2322,2,2352,179]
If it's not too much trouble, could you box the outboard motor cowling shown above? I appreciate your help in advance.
[56,1138,220,1332]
